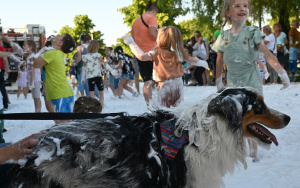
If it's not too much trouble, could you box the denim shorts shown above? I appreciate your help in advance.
[51,96,74,112]
[120,74,134,80]
[108,74,119,89]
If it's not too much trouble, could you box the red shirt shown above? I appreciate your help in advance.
[0,46,6,70]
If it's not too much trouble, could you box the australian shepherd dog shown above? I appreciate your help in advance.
[11,88,290,188]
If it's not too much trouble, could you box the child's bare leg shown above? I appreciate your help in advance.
[123,81,134,94]
[89,91,95,98]
[205,70,210,85]
[118,78,126,98]
[44,96,54,112]
[247,139,258,158]
[99,91,104,109]
[135,75,140,94]
[34,98,41,112]
[17,86,21,98]
[143,80,153,106]
[23,87,28,99]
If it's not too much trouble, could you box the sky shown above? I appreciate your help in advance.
[1,0,194,47]
[3,83,300,187]
[1,0,135,46]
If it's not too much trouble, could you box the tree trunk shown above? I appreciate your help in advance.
[278,2,290,42]
[258,0,262,30]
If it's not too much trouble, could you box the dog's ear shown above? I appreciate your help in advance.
[208,95,243,130]
[208,88,258,131]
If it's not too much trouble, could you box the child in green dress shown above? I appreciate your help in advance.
[213,0,289,94]
[212,0,290,162]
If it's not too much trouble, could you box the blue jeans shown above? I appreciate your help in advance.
[0,70,8,108]
[183,73,190,85]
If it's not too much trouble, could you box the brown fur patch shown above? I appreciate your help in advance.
[242,96,282,138]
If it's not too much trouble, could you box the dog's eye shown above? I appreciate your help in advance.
[253,102,267,114]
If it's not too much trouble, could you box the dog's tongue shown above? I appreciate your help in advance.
[256,124,279,146]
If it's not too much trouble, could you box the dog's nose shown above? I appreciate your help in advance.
[283,115,291,125]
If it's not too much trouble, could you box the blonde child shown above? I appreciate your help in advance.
[81,40,115,108]
[212,0,290,162]
[123,26,208,108]
[23,40,42,112]
[17,64,28,99]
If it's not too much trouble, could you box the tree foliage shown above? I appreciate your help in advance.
[119,0,189,28]
[59,15,106,56]
[189,0,300,41]
[117,0,189,55]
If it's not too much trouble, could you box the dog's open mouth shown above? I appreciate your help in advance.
[247,123,278,146]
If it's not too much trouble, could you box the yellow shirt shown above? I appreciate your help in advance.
[42,50,73,100]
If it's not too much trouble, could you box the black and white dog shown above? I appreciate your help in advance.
[11,88,290,188]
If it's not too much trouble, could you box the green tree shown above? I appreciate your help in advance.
[263,0,300,36]
[178,18,215,42]
[189,0,299,41]
[119,0,188,28]
[117,0,189,54]
[59,14,106,56]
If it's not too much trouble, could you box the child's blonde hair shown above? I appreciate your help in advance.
[262,25,272,35]
[221,0,252,28]
[87,40,99,53]
[156,26,188,63]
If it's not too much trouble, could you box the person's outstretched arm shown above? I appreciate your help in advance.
[216,52,225,91]
[122,35,152,61]
[33,57,47,68]
[258,42,290,89]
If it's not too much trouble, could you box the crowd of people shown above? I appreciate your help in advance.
[0,0,299,185]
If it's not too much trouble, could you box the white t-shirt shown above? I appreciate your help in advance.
[265,34,277,54]
[0,92,3,110]
[82,53,103,79]
[192,43,207,60]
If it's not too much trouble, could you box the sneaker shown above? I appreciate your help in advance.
[295,73,299,77]
[252,157,260,162]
